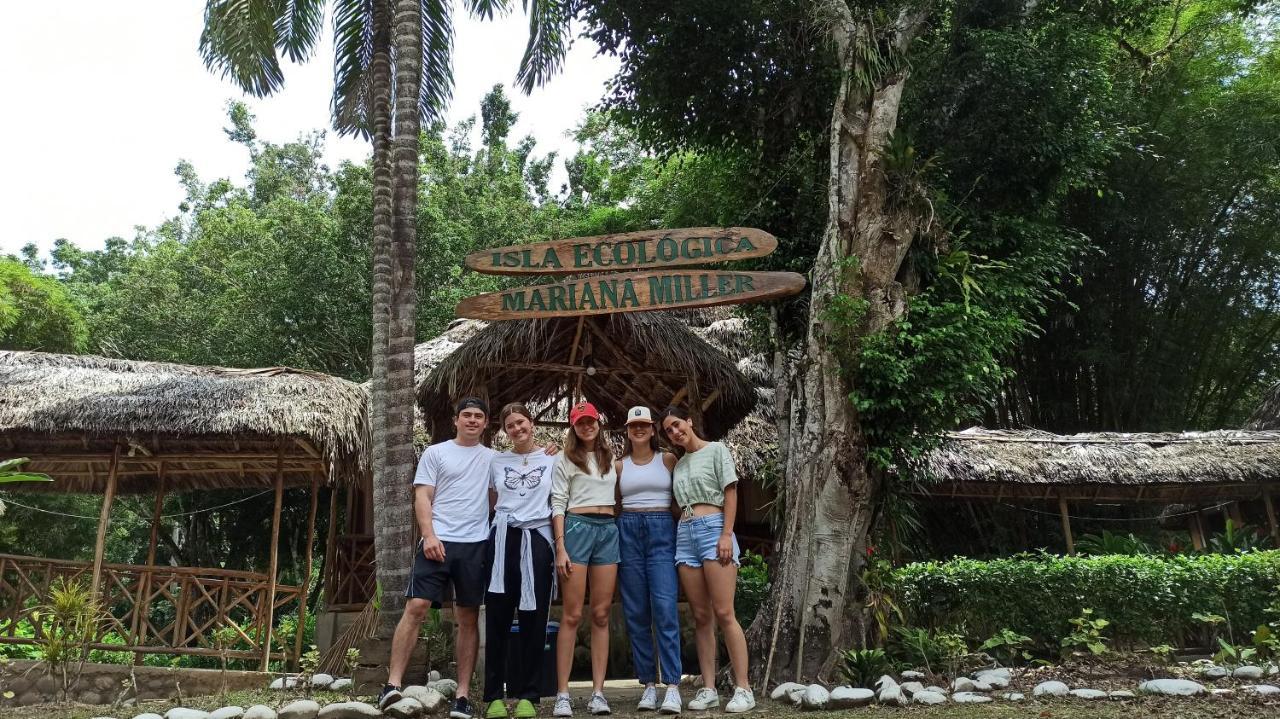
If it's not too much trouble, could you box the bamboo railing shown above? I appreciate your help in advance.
[0,553,301,663]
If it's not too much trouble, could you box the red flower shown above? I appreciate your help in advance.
[1167,542,1181,554]
[866,544,877,557]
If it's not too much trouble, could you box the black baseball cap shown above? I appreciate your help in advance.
[455,397,489,416]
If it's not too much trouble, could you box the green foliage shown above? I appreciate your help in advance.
[33,577,103,702]
[837,648,894,688]
[0,258,86,353]
[893,551,1280,650]
[978,628,1034,666]
[1076,530,1153,556]
[1208,520,1274,554]
[298,645,320,698]
[1061,608,1110,658]
[734,551,770,629]
[0,458,53,487]
[890,626,967,677]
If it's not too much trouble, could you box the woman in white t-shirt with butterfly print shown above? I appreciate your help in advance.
[482,403,558,719]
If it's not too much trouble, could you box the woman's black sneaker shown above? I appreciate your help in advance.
[451,696,475,719]
[378,685,403,710]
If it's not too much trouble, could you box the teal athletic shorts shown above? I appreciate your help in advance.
[563,512,620,566]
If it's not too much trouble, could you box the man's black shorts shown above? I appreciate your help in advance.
[404,538,488,607]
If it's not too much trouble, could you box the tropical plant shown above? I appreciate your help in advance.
[891,627,967,677]
[298,645,320,698]
[1075,530,1152,556]
[862,557,904,648]
[735,551,770,628]
[212,625,238,703]
[343,647,361,699]
[978,628,1034,666]
[1061,609,1109,659]
[1208,520,1273,554]
[33,577,103,703]
[1148,644,1176,665]
[837,648,895,688]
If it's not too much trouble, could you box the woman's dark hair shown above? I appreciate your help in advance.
[564,419,614,474]
[622,410,662,458]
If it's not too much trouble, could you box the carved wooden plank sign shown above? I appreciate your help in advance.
[456,269,806,320]
[465,227,777,275]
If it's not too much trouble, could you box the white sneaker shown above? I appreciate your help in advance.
[638,686,658,711]
[725,688,755,714]
[589,692,612,715]
[554,694,573,717]
[688,688,719,710]
[660,686,682,714]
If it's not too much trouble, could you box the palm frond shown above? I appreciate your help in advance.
[200,0,288,96]
[332,0,379,136]
[417,0,456,123]
[515,0,572,94]
[276,0,326,62]
[464,0,510,21]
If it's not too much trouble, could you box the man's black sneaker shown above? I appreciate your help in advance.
[451,696,476,719]
[379,684,403,710]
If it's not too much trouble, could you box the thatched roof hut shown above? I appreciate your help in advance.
[0,351,369,493]
[917,427,1280,502]
[417,313,756,442]
[1247,381,1280,431]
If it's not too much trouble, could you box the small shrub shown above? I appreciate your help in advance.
[298,646,320,698]
[890,626,967,676]
[34,577,104,703]
[1076,530,1152,556]
[1061,608,1109,659]
[978,628,1033,666]
[838,648,894,687]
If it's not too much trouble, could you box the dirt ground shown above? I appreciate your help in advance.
[9,679,1280,719]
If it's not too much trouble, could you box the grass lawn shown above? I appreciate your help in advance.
[8,688,1280,719]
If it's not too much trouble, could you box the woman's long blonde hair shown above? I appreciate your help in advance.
[565,421,614,474]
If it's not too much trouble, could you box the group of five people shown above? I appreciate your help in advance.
[378,397,756,718]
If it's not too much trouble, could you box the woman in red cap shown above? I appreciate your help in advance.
[550,401,619,717]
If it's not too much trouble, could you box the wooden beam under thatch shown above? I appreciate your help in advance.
[0,351,369,493]
[417,313,755,442]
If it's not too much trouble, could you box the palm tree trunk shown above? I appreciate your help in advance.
[368,0,407,634]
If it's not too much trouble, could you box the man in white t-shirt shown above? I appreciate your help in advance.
[380,398,495,718]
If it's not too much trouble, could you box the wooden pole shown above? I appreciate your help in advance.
[1190,509,1206,550]
[133,465,166,663]
[90,446,121,600]
[1057,496,1074,556]
[292,474,321,669]
[260,450,285,671]
[1264,489,1279,542]
[323,485,341,605]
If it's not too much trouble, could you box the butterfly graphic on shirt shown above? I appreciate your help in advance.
[504,466,546,497]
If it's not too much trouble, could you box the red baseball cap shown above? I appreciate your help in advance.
[569,401,600,425]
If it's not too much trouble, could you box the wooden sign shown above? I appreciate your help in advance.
[456,269,805,320]
[466,227,777,275]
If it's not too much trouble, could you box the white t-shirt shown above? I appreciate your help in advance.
[413,439,496,543]
[489,448,557,540]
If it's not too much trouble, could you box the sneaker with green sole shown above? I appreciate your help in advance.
[486,699,509,719]
[513,699,537,718]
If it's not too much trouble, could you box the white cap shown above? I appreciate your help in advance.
[625,406,654,425]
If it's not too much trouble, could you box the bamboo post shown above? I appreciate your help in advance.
[1264,489,1279,542]
[90,446,121,600]
[260,450,285,671]
[1190,509,1206,550]
[292,474,321,669]
[323,485,340,604]
[133,465,166,663]
[1057,496,1074,556]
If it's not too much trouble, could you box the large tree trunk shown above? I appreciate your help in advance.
[368,0,407,634]
[747,3,927,685]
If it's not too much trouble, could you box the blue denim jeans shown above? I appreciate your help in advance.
[618,511,683,685]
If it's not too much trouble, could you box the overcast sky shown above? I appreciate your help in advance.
[0,2,618,259]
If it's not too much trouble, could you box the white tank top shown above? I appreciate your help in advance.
[620,454,673,509]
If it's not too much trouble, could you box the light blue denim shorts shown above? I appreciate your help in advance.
[674,513,740,568]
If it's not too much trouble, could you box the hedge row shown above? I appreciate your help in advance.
[892,550,1280,648]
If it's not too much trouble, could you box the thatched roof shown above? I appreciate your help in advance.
[1247,381,1280,431]
[417,313,756,442]
[0,351,369,493]
[916,427,1280,501]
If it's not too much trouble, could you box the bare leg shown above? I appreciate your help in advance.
[556,564,589,694]
[387,598,430,687]
[588,564,618,693]
[703,562,749,689]
[678,565,716,689]
[454,605,480,699]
